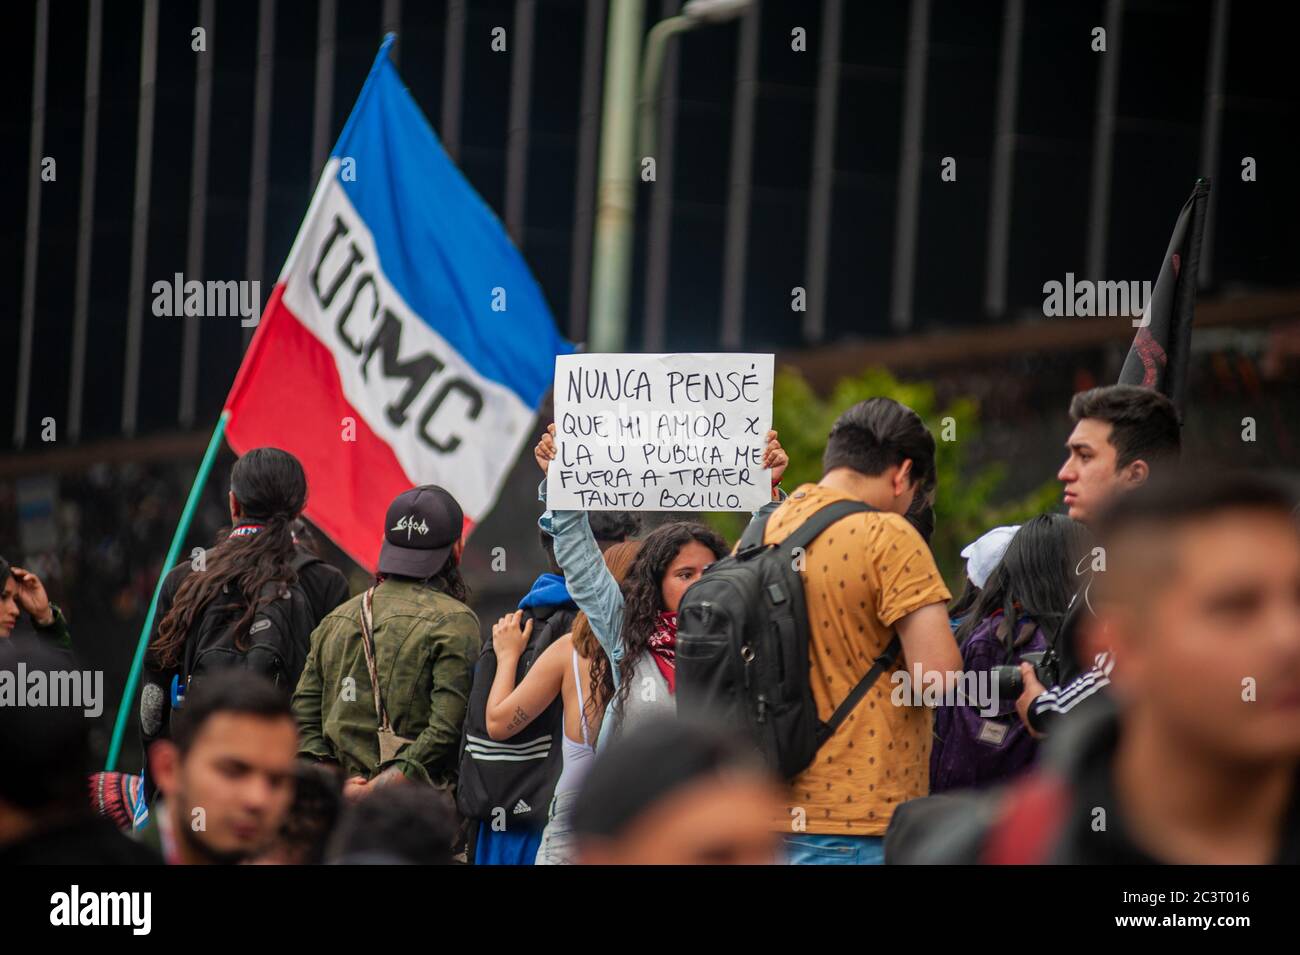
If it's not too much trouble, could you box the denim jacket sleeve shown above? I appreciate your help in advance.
[537,479,627,678]
[734,487,787,551]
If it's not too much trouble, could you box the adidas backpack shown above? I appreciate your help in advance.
[456,604,574,829]
[677,499,902,779]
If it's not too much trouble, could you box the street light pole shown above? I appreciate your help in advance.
[638,14,694,162]
[639,0,754,159]
[587,0,754,354]
[587,0,645,354]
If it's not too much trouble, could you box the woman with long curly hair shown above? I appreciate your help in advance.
[485,540,641,864]
[532,423,788,743]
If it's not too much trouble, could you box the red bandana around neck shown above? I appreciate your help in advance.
[647,610,678,694]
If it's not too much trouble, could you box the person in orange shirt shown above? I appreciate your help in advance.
[763,397,961,864]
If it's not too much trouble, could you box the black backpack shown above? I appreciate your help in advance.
[180,552,323,698]
[677,499,903,779]
[456,604,575,831]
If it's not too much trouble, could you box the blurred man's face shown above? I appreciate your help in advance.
[0,576,18,636]
[579,775,781,865]
[1106,511,1300,762]
[1059,419,1143,523]
[153,713,298,863]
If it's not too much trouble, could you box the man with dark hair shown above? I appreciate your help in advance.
[1016,384,1184,736]
[1059,384,1181,525]
[572,716,782,865]
[890,471,1300,863]
[754,397,960,864]
[0,641,160,864]
[823,397,939,490]
[141,669,298,864]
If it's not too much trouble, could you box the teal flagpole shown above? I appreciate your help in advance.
[104,409,231,771]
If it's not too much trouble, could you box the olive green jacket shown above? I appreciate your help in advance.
[291,579,479,786]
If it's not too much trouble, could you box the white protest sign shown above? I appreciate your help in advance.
[547,353,775,511]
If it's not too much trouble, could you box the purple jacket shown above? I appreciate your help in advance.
[930,613,1045,793]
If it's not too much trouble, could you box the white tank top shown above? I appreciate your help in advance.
[553,650,597,797]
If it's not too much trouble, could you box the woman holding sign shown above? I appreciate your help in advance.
[534,423,788,744]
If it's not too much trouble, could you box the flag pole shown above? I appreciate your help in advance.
[103,409,231,771]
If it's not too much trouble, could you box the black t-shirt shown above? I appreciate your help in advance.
[1067,740,1300,865]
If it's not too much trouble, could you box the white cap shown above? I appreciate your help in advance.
[960,525,1021,589]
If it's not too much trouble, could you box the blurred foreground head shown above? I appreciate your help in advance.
[249,761,344,865]
[572,716,782,865]
[0,640,91,842]
[1088,471,1300,762]
[149,670,298,864]
[326,784,459,865]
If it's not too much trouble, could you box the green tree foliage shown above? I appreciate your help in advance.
[707,367,1060,591]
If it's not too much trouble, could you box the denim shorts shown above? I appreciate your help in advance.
[534,790,581,865]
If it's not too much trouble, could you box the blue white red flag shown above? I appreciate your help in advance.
[226,34,571,571]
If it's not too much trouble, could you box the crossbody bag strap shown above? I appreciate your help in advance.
[360,587,393,733]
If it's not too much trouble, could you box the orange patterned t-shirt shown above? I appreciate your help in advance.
[763,484,951,836]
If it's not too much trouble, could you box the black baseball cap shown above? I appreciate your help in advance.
[377,485,463,579]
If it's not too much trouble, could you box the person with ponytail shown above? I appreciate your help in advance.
[138,448,349,768]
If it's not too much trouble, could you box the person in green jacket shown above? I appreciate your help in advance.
[0,555,71,648]
[292,486,479,807]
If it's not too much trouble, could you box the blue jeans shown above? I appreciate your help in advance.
[783,833,885,865]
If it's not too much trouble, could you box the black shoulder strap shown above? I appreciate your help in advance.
[738,508,774,552]
[780,499,872,553]
[788,499,893,750]
[818,634,903,746]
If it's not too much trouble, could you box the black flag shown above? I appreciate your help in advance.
[1117,178,1211,416]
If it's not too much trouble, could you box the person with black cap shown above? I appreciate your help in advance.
[291,485,479,816]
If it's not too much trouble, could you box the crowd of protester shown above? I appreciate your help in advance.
[2,382,1298,866]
